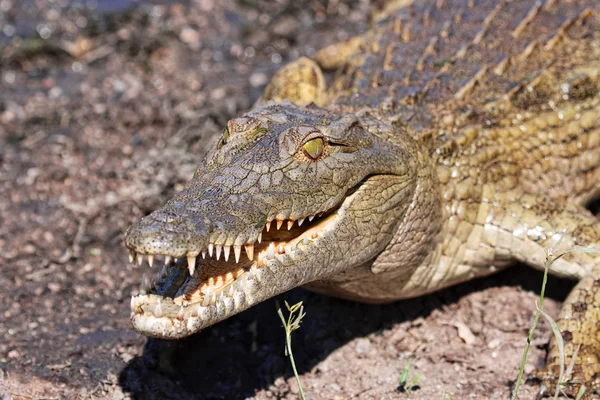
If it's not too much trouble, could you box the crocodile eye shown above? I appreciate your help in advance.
[223,127,230,143]
[219,127,230,148]
[302,137,324,160]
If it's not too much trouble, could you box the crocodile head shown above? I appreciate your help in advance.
[125,101,420,338]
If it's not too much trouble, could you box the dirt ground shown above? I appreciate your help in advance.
[0,0,580,399]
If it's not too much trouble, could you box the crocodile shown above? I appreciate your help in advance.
[125,0,600,395]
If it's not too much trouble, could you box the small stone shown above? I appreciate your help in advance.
[48,283,61,293]
[454,322,476,345]
[120,352,134,363]
[274,376,286,387]
[355,338,371,354]
[7,350,20,359]
[271,16,299,37]
[525,363,536,374]
[211,87,226,101]
[0,109,16,124]
[180,27,200,47]
[117,28,131,41]
[329,383,341,392]
[49,87,63,100]
[250,72,268,88]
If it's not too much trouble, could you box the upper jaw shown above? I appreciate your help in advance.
[124,200,335,269]
[128,196,351,338]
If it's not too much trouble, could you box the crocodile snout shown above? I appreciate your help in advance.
[125,209,211,259]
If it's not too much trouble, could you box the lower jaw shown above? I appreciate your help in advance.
[130,270,260,338]
[129,210,341,338]
[130,242,321,338]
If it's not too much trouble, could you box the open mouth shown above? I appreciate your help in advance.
[128,196,347,337]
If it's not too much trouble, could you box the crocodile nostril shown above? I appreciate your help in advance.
[151,211,179,224]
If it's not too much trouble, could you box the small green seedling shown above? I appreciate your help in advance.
[398,359,423,394]
[441,390,454,400]
[277,301,307,400]
[512,232,597,400]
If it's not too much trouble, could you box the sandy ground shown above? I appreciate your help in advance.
[0,0,578,399]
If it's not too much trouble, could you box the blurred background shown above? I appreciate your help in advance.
[0,1,570,399]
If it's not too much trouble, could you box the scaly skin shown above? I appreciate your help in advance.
[126,0,600,396]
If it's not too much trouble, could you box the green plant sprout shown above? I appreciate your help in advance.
[398,359,423,394]
[512,232,598,400]
[277,301,307,400]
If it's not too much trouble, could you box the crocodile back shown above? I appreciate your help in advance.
[326,0,600,203]
[330,0,599,129]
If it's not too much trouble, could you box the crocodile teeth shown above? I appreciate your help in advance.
[267,242,275,259]
[277,245,286,254]
[276,220,283,230]
[308,215,315,222]
[208,243,214,257]
[190,306,199,318]
[216,244,222,260]
[245,244,254,261]
[298,218,305,226]
[128,249,136,264]
[201,250,206,259]
[165,256,172,266]
[148,254,154,267]
[257,232,262,243]
[287,220,294,230]
[154,300,163,317]
[265,221,271,232]
[137,254,144,267]
[187,256,196,276]
[140,272,151,294]
[202,294,210,306]
[234,245,242,263]
[224,245,230,262]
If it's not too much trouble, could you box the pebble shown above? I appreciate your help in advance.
[355,338,371,354]
[48,283,61,293]
[7,350,20,359]
[455,322,476,345]
[329,383,341,392]
[525,363,536,374]
[211,87,226,101]
[250,72,268,88]
[49,87,63,99]
[180,27,201,47]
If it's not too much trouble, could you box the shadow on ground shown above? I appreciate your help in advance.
[118,265,574,400]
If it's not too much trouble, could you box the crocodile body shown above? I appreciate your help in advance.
[126,0,600,395]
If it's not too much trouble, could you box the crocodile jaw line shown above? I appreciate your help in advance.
[129,192,354,339]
